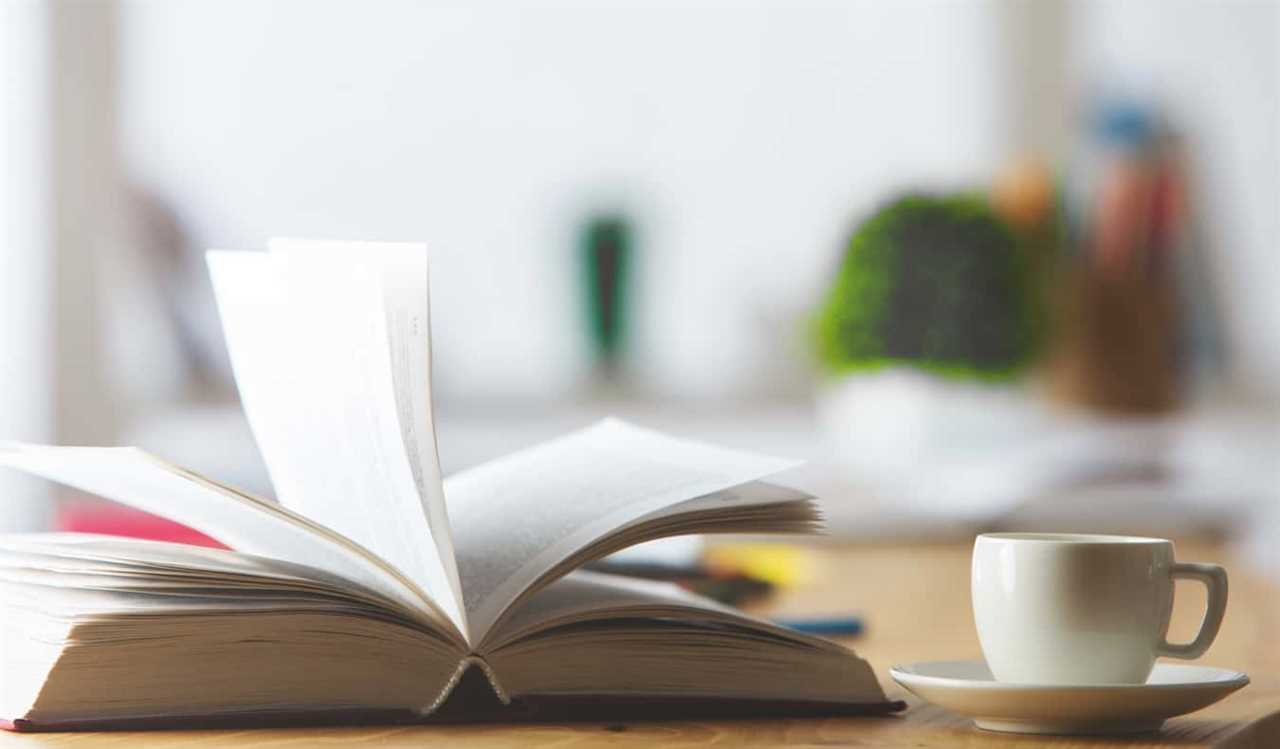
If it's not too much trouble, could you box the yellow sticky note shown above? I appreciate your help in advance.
[704,544,813,587]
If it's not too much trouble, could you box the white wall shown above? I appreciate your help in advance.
[117,0,1005,402]
[0,0,55,529]
[116,0,1280,403]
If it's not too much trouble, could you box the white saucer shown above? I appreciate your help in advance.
[890,660,1249,735]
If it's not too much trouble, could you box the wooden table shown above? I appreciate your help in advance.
[2,539,1276,748]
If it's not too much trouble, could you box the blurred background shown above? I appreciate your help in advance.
[1,1,1277,565]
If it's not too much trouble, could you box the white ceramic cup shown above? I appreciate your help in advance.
[972,533,1228,685]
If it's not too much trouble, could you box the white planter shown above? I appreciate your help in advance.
[816,367,1043,491]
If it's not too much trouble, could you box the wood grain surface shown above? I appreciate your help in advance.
[2,539,1276,748]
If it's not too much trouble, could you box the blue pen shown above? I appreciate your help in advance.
[774,615,864,638]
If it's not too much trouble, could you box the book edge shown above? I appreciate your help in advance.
[0,699,906,732]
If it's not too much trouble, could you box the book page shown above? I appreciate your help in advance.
[209,244,465,634]
[0,532,384,593]
[447,419,800,640]
[485,569,847,654]
[482,570,883,708]
[0,444,455,635]
[269,239,464,620]
[0,533,447,630]
[484,570,754,650]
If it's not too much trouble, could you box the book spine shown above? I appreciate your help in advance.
[419,656,509,716]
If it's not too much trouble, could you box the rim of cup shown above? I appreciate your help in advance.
[977,532,1169,545]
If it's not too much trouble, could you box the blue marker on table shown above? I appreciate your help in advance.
[773,615,864,638]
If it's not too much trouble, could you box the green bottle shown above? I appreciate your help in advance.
[580,215,631,380]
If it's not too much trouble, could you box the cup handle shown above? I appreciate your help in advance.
[1158,562,1228,659]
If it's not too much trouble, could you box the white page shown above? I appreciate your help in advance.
[485,569,842,656]
[209,245,465,633]
[0,533,375,591]
[0,444,447,629]
[642,480,815,516]
[487,570,752,651]
[446,419,801,640]
[269,239,463,616]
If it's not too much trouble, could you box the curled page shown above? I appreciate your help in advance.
[209,244,465,635]
[446,419,801,640]
[0,444,454,636]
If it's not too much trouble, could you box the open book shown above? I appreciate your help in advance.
[0,239,892,730]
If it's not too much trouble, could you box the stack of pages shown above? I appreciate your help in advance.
[0,239,892,730]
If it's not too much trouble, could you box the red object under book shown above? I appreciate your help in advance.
[57,504,227,549]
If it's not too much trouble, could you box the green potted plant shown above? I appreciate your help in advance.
[812,193,1047,486]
